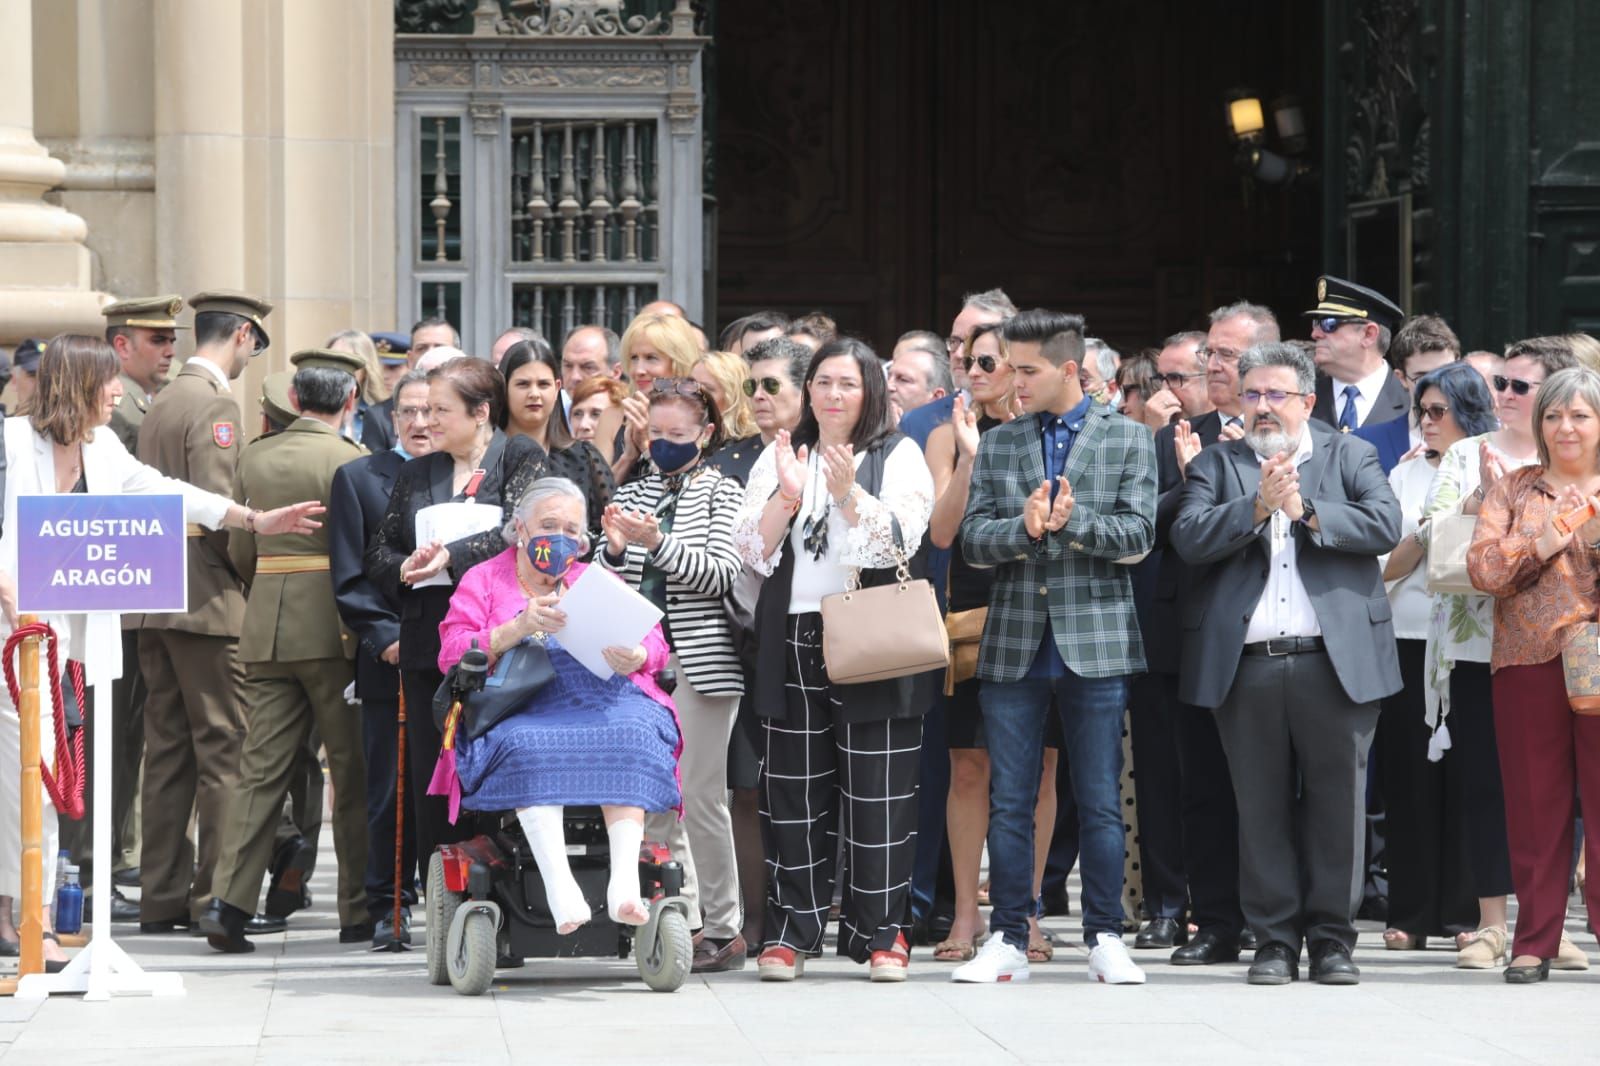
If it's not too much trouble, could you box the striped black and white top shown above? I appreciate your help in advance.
[598,465,746,696]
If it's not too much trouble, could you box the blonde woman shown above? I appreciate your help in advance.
[692,350,760,444]
[327,328,394,451]
[614,313,704,483]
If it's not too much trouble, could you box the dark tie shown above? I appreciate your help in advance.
[1338,385,1360,431]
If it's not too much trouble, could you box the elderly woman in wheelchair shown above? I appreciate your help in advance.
[432,477,682,933]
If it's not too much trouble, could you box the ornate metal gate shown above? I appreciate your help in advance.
[394,1,706,353]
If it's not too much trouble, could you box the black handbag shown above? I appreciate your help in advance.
[432,638,554,740]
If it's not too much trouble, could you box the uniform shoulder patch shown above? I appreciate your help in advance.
[213,422,236,448]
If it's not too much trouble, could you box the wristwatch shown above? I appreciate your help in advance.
[1298,498,1317,526]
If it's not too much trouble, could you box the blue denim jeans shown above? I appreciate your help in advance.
[980,670,1129,949]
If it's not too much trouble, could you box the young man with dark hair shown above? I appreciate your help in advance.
[954,309,1156,985]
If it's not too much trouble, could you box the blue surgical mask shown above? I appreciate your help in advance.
[527,533,583,578]
[649,437,701,473]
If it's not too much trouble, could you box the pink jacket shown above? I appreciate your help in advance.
[438,552,679,715]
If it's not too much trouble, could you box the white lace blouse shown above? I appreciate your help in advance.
[733,436,934,614]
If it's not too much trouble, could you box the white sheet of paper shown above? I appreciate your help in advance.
[412,502,504,587]
[557,564,664,678]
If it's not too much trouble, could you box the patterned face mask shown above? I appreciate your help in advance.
[526,533,583,579]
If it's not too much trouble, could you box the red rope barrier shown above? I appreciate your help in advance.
[2,622,86,820]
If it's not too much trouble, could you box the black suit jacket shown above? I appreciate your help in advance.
[1312,370,1409,429]
[331,449,405,702]
[364,432,548,672]
[360,397,397,454]
[1171,420,1403,709]
[1143,409,1223,674]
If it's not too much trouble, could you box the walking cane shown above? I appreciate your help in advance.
[387,684,409,951]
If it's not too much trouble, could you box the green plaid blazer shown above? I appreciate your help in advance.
[959,404,1156,681]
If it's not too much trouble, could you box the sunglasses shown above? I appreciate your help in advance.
[743,376,785,397]
[1311,316,1363,334]
[1416,403,1451,423]
[651,377,709,399]
[962,354,1001,374]
[1493,374,1540,396]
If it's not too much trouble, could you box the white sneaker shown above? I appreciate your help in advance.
[951,935,1030,983]
[1087,933,1147,984]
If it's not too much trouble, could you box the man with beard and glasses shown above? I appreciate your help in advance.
[1172,341,1401,987]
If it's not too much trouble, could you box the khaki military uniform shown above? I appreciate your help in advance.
[210,418,371,927]
[135,360,249,924]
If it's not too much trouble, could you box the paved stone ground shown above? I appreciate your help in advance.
[3,825,1598,1065]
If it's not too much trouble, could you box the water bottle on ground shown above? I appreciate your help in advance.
[55,865,84,935]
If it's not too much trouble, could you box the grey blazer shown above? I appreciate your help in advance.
[1170,419,1403,709]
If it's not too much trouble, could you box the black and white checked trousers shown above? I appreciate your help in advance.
[759,613,922,962]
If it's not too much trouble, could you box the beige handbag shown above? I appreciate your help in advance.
[1425,510,1480,595]
[943,607,989,695]
[820,537,949,686]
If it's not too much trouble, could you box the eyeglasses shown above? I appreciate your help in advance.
[1493,374,1541,396]
[945,335,965,353]
[1202,346,1240,364]
[395,405,430,421]
[1311,316,1363,334]
[743,376,785,396]
[1416,403,1451,423]
[1151,371,1203,388]
[962,354,1001,374]
[1242,389,1311,406]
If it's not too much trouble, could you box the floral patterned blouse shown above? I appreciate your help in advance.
[1420,434,1537,727]
[1467,465,1600,672]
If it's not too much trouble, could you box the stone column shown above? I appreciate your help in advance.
[154,0,395,413]
[0,0,106,343]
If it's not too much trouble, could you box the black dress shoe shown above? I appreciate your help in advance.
[199,899,255,954]
[264,837,315,918]
[1246,942,1300,985]
[1238,927,1258,951]
[1134,917,1188,949]
[139,917,194,935]
[245,913,288,935]
[372,911,412,951]
[340,922,376,944]
[113,866,140,888]
[1039,886,1071,918]
[110,888,141,923]
[1171,930,1241,966]
[1505,958,1551,984]
[1309,942,1360,985]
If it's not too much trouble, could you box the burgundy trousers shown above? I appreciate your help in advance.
[1491,657,1600,960]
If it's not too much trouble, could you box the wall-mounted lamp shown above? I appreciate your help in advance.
[1225,90,1265,144]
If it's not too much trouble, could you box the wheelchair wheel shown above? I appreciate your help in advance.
[635,907,692,992]
[425,853,462,987]
[448,908,498,997]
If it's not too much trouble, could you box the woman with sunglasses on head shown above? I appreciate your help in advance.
[598,377,748,972]
[921,323,1060,965]
[500,338,615,535]
[1418,338,1579,969]
[733,337,935,983]
[613,312,703,484]
[1368,363,1496,955]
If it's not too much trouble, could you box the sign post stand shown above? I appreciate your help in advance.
[12,494,189,1001]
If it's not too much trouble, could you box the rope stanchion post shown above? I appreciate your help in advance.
[16,615,43,983]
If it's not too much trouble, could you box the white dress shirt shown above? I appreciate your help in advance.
[1245,429,1319,643]
[187,355,233,394]
[1328,362,1393,428]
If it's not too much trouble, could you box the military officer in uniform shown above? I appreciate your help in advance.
[250,371,331,917]
[136,290,272,934]
[201,348,371,952]
[66,295,189,919]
